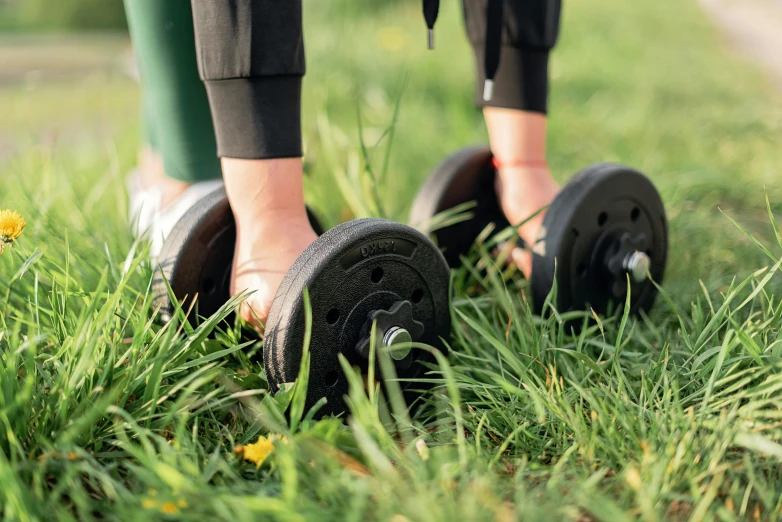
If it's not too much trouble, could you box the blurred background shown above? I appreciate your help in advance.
[0,0,127,31]
[2,0,782,300]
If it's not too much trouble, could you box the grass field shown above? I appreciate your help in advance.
[2,0,782,520]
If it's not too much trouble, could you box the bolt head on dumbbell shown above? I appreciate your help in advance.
[623,251,651,284]
[384,327,413,360]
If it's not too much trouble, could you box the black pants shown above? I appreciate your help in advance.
[190,0,562,160]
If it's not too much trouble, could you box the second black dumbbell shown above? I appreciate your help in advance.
[409,146,668,316]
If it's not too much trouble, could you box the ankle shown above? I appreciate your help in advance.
[493,157,549,171]
[135,148,192,208]
[483,107,548,166]
[495,162,556,193]
[494,163,559,234]
[136,147,165,188]
[223,157,309,226]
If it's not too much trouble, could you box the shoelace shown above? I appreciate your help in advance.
[422,0,503,102]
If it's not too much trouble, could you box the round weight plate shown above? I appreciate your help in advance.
[409,146,505,268]
[530,163,668,316]
[264,218,452,418]
[153,186,325,324]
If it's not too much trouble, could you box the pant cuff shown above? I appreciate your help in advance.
[204,76,302,159]
[473,47,549,114]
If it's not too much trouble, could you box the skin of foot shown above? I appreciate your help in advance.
[483,107,560,276]
[136,146,193,208]
[223,157,318,330]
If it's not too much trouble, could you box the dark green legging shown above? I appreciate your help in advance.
[123,0,221,182]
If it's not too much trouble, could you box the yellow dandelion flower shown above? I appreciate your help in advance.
[625,467,642,490]
[160,502,179,514]
[0,210,25,242]
[141,498,158,509]
[240,435,275,468]
[0,209,25,256]
[176,498,188,509]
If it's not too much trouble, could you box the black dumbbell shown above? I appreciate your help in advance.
[154,187,452,417]
[409,146,668,316]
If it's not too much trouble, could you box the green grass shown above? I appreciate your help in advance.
[2,0,782,519]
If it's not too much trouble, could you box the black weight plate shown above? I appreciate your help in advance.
[530,163,668,316]
[264,218,452,418]
[409,146,505,267]
[153,186,325,324]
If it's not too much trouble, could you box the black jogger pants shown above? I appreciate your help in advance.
[189,0,562,160]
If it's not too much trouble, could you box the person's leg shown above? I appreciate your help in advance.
[124,0,222,203]
[131,89,166,221]
[138,88,164,187]
[124,0,226,255]
[485,109,558,275]
[462,0,562,275]
[135,83,167,194]
[190,0,316,328]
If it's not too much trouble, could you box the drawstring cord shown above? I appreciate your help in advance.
[423,0,439,49]
[483,0,503,102]
[423,0,503,101]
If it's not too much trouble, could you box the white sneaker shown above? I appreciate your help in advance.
[127,170,224,260]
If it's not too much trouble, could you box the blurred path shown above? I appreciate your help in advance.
[700,0,782,88]
[0,33,130,84]
[0,33,134,164]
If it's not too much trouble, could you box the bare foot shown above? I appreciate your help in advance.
[231,211,317,329]
[494,163,559,276]
[483,107,559,277]
[136,146,192,208]
[223,158,317,329]
[130,146,227,258]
